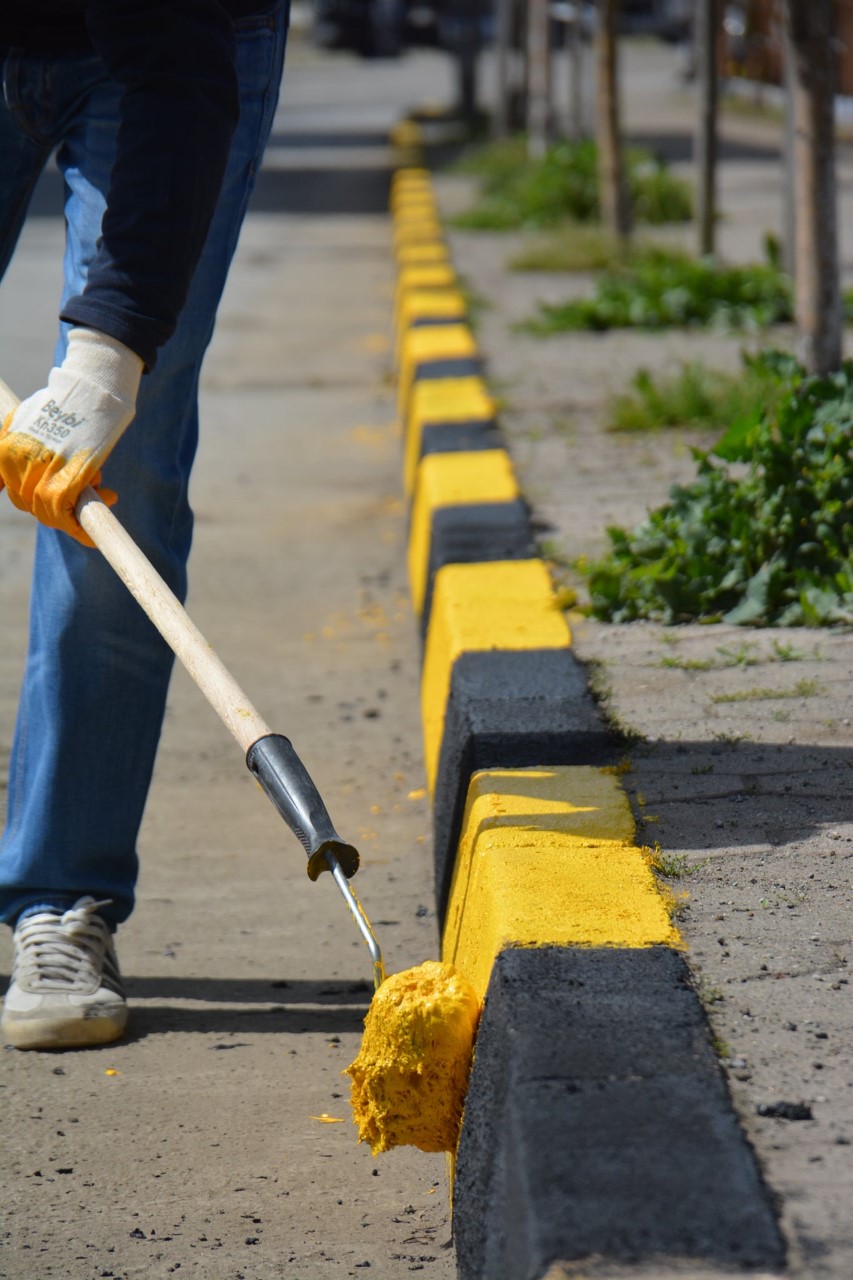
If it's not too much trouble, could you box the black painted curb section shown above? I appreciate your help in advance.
[420,499,538,636]
[419,419,503,459]
[432,649,614,921]
[412,354,482,388]
[410,314,468,329]
[455,946,786,1280]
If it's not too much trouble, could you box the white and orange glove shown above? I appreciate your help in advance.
[0,327,144,546]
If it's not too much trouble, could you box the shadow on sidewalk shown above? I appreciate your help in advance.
[627,129,781,165]
[121,976,373,1040]
[621,739,853,853]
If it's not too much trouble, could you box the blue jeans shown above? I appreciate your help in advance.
[0,7,288,928]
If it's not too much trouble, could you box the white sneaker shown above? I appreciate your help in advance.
[1,897,127,1050]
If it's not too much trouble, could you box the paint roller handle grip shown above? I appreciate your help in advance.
[246,733,360,881]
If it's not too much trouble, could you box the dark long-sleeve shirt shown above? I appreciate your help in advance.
[2,1,278,368]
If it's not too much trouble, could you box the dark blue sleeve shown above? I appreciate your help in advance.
[59,0,241,370]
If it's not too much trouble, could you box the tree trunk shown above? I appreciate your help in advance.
[567,8,586,140]
[782,0,842,374]
[453,0,481,127]
[781,18,796,275]
[494,0,513,137]
[595,0,631,239]
[694,0,718,255]
[526,0,552,157]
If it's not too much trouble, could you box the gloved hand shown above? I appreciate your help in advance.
[0,327,144,546]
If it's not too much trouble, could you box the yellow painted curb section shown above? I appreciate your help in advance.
[390,167,430,188]
[397,287,467,337]
[421,560,571,791]
[392,202,438,224]
[393,219,443,249]
[396,242,451,270]
[408,450,520,615]
[397,324,478,416]
[394,289,467,364]
[442,767,682,1001]
[404,377,496,495]
[394,264,458,330]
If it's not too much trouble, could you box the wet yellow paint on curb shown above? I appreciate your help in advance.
[408,450,520,615]
[441,767,682,1000]
[421,560,571,790]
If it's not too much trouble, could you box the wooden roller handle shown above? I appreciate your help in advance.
[0,375,271,753]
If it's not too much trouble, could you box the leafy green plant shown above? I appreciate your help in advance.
[584,351,853,626]
[450,137,691,231]
[524,249,793,333]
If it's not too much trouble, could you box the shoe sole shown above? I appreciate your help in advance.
[1,1007,128,1051]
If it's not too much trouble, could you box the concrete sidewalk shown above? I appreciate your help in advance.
[0,35,462,1280]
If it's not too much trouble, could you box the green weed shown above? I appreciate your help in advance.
[660,655,715,670]
[710,678,822,703]
[583,351,853,626]
[524,248,794,334]
[607,356,788,434]
[716,643,760,667]
[771,640,806,661]
[646,847,693,878]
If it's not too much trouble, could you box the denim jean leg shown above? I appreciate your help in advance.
[0,11,289,928]
[0,53,55,302]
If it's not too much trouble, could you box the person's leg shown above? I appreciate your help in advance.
[0,51,56,315]
[1,8,288,988]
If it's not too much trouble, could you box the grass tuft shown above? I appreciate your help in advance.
[607,355,789,433]
[450,136,692,231]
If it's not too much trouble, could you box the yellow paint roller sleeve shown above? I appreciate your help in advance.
[421,560,571,791]
[442,768,683,1001]
[408,450,520,615]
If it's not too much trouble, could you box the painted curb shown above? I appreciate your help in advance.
[455,948,785,1279]
[387,154,785,1279]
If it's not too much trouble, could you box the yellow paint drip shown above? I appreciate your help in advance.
[345,961,480,1156]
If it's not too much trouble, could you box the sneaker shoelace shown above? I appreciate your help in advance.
[12,898,124,996]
